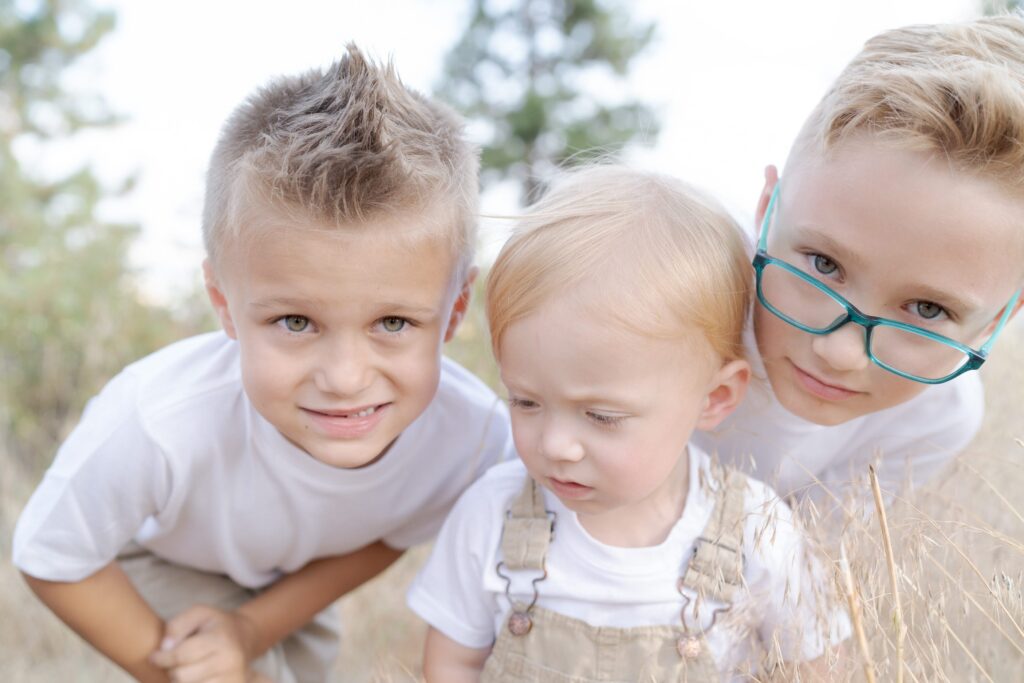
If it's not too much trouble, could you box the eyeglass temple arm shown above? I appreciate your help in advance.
[979,287,1022,355]
[757,184,781,252]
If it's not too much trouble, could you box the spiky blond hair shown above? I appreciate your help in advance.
[202,44,478,276]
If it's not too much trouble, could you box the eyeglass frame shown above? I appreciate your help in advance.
[752,184,1021,385]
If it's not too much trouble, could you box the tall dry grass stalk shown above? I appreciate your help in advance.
[2,325,1022,682]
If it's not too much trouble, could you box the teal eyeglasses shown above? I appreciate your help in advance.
[752,185,1021,384]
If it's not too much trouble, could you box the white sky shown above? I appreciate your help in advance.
[46,0,981,303]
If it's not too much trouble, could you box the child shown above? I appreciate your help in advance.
[408,166,850,681]
[692,15,1024,509]
[12,45,513,682]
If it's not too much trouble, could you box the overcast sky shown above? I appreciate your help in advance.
[45,0,981,302]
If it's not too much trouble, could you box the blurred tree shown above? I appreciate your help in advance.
[0,0,210,475]
[437,0,659,202]
[982,0,1022,13]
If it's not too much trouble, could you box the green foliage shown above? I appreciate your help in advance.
[437,0,660,202]
[0,0,212,472]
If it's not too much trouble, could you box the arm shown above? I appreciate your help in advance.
[423,626,490,683]
[151,541,402,678]
[23,563,169,683]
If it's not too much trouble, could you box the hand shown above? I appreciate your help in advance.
[149,605,261,683]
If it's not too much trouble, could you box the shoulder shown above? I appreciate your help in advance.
[864,372,985,447]
[126,332,244,416]
[415,356,511,455]
[452,459,529,516]
[434,356,504,415]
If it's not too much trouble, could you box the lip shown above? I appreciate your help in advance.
[790,362,862,402]
[302,403,390,439]
[547,477,594,500]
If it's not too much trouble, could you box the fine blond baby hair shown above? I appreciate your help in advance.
[795,15,1024,193]
[486,165,750,363]
[202,43,479,276]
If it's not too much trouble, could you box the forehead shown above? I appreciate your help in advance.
[216,205,460,300]
[780,139,1024,307]
[500,292,712,385]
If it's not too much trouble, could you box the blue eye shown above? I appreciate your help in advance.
[380,317,407,333]
[813,255,838,276]
[914,301,945,320]
[280,315,310,333]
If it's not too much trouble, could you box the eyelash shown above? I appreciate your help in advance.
[508,397,536,410]
[586,411,626,428]
[508,398,626,428]
[273,315,315,334]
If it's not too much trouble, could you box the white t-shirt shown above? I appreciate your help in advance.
[408,450,850,679]
[13,332,514,588]
[691,327,984,505]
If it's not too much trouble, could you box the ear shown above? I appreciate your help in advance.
[203,259,238,340]
[695,359,750,431]
[754,165,780,233]
[444,266,478,343]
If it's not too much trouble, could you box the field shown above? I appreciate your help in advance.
[2,321,1022,681]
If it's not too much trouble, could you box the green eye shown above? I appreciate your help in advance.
[381,316,406,333]
[283,315,309,332]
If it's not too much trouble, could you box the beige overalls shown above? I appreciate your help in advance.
[480,469,748,683]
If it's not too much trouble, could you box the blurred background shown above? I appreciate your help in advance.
[2,0,1022,681]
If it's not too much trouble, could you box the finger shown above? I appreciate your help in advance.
[162,605,218,651]
[169,657,248,683]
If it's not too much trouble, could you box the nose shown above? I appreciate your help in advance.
[810,322,871,372]
[313,336,375,396]
[539,417,585,463]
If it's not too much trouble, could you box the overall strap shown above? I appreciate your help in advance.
[683,467,747,603]
[500,476,553,571]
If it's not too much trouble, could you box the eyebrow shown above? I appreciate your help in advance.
[902,285,979,317]
[789,224,867,271]
[249,298,439,317]
[790,226,978,314]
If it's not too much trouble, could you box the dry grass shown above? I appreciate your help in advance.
[3,324,1022,681]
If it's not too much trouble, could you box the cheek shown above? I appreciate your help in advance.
[861,370,929,410]
[238,342,300,404]
[753,306,798,359]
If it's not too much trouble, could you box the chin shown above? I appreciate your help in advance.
[769,373,864,426]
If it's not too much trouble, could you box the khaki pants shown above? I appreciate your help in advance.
[119,544,339,683]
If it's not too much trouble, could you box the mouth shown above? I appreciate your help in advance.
[547,477,594,500]
[302,403,390,438]
[790,362,862,402]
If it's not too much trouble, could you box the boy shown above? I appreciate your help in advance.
[693,15,1024,510]
[12,45,512,682]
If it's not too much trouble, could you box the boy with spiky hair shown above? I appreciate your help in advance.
[693,16,1024,510]
[13,44,511,682]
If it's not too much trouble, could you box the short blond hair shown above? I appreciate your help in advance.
[202,44,479,275]
[486,165,750,363]
[793,15,1024,192]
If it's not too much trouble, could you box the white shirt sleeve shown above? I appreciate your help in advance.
[12,372,172,582]
[742,481,852,661]
[406,476,503,650]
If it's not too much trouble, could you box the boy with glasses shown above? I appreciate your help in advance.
[693,15,1024,510]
